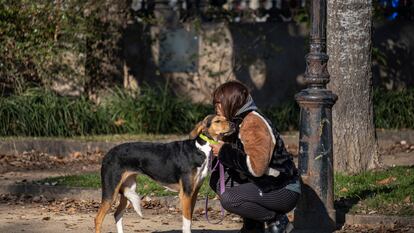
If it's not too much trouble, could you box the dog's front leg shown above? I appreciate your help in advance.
[180,191,194,233]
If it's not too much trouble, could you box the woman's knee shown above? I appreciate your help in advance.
[219,190,241,211]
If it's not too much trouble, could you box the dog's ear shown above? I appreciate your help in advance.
[189,114,215,139]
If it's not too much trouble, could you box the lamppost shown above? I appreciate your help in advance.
[294,0,337,232]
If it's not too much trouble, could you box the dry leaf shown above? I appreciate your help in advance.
[114,118,125,126]
[376,176,397,185]
[339,187,348,193]
[71,152,81,159]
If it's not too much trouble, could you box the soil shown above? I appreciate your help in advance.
[1,193,413,233]
[0,193,242,233]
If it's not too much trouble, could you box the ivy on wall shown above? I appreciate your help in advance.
[0,0,129,96]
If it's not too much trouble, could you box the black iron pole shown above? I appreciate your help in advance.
[293,0,337,232]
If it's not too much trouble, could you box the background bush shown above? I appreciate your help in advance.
[374,88,414,129]
[0,87,412,137]
[0,85,212,137]
[0,0,127,96]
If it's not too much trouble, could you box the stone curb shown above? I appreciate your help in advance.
[0,183,222,210]
[345,213,414,226]
[0,137,186,157]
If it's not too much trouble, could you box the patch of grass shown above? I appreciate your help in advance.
[335,166,414,216]
[374,88,414,129]
[39,173,102,189]
[38,173,215,198]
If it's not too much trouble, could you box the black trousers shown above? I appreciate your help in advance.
[209,168,299,222]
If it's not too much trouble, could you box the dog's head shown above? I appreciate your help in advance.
[189,114,235,141]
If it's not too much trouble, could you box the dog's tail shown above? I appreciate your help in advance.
[96,152,124,233]
[100,158,123,202]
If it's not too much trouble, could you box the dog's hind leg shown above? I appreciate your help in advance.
[95,200,111,233]
[114,194,129,233]
[96,170,135,233]
[123,175,143,217]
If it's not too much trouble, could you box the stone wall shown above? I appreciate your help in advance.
[121,19,413,106]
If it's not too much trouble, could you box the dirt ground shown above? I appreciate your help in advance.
[0,198,242,233]
[1,140,414,233]
[1,195,413,233]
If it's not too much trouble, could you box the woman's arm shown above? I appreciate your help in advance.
[218,112,275,177]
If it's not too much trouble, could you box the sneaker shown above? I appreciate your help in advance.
[266,215,293,233]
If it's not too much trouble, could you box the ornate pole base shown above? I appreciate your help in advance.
[294,89,337,232]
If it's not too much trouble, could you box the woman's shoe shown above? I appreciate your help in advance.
[266,215,293,233]
[240,218,265,233]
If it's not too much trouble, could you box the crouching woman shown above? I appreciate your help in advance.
[209,81,301,233]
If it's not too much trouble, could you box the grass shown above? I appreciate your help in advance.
[0,85,213,137]
[1,87,414,137]
[38,173,215,198]
[374,88,414,129]
[38,166,414,215]
[335,166,414,216]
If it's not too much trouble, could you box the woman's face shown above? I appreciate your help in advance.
[215,103,224,117]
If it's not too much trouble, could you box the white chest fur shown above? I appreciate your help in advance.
[194,141,212,186]
[162,141,211,193]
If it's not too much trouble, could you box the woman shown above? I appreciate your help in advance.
[209,81,300,233]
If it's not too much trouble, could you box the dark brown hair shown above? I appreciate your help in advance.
[212,81,250,120]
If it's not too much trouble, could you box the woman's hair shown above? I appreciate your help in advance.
[212,81,250,120]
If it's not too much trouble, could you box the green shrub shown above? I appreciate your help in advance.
[0,88,114,137]
[0,0,126,95]
[0,87,413,137]
[374,88,414,129]
[0,86,212,137]
[264,88,414,131]
[105,84,212,134]
[262,101,299,132]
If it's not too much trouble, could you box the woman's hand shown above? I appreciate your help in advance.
[210,141,224,156]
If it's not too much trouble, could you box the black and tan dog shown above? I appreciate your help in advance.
[95,115,234,233]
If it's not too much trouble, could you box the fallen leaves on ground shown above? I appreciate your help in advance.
[379,141,414,156]
[337,223,414,233]
[0,193,240,223]
[376,176,397,185]
[0,150,103,173]
[350,201,414,216]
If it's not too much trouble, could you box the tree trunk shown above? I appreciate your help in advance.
[327,0,380,173]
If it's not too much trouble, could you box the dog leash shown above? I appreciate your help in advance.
[205,157,226,224]
[199,134,226,224]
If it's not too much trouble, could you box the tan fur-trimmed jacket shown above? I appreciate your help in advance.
[218,110,297,192]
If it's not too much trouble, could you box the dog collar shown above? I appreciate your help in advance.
[199,134,219,145]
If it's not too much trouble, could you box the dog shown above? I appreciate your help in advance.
[94,115,234,233]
